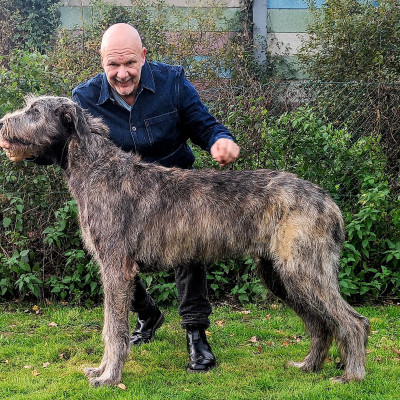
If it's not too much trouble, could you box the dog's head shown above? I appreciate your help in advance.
[0,95,105,167]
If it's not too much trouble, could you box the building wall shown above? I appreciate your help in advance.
[59,0,323,78]
[266,0,323,78]
[59,0,242,31]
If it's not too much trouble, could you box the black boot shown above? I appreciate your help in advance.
[186,326,216,373]
[130,307,165,346]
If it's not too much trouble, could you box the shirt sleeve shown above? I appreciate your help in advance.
[176,69,235,152]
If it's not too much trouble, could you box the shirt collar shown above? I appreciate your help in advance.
[97,61,155,106]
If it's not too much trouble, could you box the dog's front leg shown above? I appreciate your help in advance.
[85,258,135,387]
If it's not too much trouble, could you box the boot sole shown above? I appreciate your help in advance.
[186,362,217,374]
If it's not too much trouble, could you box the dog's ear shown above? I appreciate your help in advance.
[56,101,91,139]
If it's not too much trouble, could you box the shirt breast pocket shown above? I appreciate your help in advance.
[144,110,180,155]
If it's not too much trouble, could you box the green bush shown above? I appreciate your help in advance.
[299,0,400,82]
[0,0,60,65]
[1,0,399,305]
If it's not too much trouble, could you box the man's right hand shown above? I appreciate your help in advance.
[0,139,32,162]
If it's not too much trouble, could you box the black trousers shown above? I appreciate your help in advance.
[132,263,212,329]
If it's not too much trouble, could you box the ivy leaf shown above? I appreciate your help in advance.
[3,217,11,228]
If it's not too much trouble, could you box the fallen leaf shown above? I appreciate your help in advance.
[215,320,225,327]
[265,314,271,320]
[376,356,382,363]
[32,370,41,376]
[117,383,126,390]
[45,298,52,305]
[391,348,400,357]
[270,304,279,309]
[370,317,382,323]
[32,305,42,315]
[281,340,291,347]
[239,310,251,314]
[59,353,64,360]
[205,330,211,336]
[47,322,58,327]
[249,336,258,343]
[5,360,9,365]
[24,365,33,369]
[43,362,51,368]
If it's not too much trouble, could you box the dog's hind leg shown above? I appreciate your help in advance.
[257,257,368,381]
[327,299,369,383]
[85,257,135,387]
[257,259,332,373]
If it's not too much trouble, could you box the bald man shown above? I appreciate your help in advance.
[1,23,240,373]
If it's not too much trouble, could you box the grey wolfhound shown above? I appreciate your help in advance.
[0,96,369,387]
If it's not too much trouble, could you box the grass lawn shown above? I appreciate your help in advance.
[0,302,399,399]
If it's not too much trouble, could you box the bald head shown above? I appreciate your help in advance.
[100,23,147,106]
[100,23,143,55]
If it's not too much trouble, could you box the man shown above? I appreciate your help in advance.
[0,23,240,373]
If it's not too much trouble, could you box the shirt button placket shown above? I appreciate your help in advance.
[130,125,137,152]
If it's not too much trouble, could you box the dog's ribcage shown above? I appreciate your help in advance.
[66,134,344,272]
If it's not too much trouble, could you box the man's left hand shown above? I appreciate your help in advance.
[210,138,240,167]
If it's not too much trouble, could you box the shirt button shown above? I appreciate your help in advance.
[132,126,136,131]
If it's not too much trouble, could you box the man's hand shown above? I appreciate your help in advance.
[210,138,240,167]
[0,139,32,162]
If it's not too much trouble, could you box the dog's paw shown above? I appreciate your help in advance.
[330,371,365,384]
[89,374,121,387]
[287,360,320,373]
[287,360,305,369]
[84,366,104,378]
[330,375,349,384]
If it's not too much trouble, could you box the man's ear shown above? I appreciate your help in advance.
[141,47,147,66]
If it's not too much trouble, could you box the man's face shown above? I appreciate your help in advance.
[101,44,146,103]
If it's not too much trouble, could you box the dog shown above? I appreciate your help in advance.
[0,95,369,386]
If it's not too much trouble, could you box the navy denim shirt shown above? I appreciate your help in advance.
[71,61,234,169]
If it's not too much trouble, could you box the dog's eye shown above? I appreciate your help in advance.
[28,107,40,115]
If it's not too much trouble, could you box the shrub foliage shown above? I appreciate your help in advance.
[299,0,400,82]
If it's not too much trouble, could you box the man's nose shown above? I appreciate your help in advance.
[116,66,129,78]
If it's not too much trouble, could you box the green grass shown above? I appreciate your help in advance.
[0,303,399,399]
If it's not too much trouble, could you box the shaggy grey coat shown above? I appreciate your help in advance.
[0,96,369,387]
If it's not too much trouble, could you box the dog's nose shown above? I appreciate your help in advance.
[0,120,3,130]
